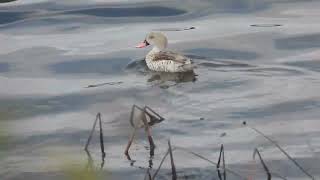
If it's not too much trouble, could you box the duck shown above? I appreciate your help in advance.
[136,32,195,73]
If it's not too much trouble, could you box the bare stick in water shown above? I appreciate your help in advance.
[144,168,152,180]
[152,149,170,180]
[124,128,137,156]
[253,148,288,180]
[144,105,165,123]
[97,113,106,168]
[84,113,100,151]
[250,127,315,180]
[253,148,271,180]
[129,105,144,127]
[168,140,177,180]
[125,105,141,155]
[142,107,155,157]
[84,113,106,169]
[217,144,226,180]
[125,105,164,157]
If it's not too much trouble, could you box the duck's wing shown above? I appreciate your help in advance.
[153,51,191,64]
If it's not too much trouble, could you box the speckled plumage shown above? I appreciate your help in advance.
[146,50,193,72]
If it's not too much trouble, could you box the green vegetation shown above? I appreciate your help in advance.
[62,164,101,180]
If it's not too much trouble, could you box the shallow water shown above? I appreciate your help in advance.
[1,0,320,179]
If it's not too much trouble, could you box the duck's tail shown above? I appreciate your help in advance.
[180,63,197,72]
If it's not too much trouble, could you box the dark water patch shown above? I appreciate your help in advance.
[0,0,314,27]
[0,11,28,24]
[152,27,195,31]
[0,0,17,3]
[185,48,259,60]
[50,58,131,75]
[231,99,320,119]
[250,24,283,27]
[125,59,148,74]
[285,60,320,72]
[275,33,320,50]
[85,81,123,88]
[0,62,9,73]
[63,6,186,17]
[60,25,81,32]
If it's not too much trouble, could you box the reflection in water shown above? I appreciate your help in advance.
[85,150,105,170]
[148,71,197,88]
[126,153,154,169]
[126,59,197,88]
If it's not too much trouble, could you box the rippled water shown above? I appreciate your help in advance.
[1,0,320,179]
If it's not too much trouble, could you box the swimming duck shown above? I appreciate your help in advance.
[136,32,194,72]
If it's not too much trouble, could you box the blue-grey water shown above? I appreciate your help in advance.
[1,0,320,179]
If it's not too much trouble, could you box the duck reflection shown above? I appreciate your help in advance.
[126,59,197,88]
[147,71,197,88]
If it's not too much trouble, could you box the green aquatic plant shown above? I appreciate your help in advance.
[0,112,10,163]
[60,155,108,180]
[0,125,6,146]
[0,112,9,147]
[62,164,101,180]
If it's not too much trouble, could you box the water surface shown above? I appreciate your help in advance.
[1,0,320,180]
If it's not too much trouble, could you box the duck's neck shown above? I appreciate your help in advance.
[149,46,164,54]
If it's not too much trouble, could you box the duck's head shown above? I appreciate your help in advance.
[136,32,168,51]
